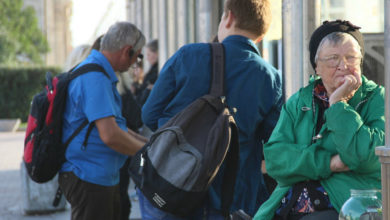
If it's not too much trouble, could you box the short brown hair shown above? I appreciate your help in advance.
[225,0,272,37]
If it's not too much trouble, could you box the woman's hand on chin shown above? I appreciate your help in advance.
[329,71,362,106]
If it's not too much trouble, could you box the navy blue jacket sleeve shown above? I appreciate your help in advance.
[141,51,179,131]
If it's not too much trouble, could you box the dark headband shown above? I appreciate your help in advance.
[309,20,364,69]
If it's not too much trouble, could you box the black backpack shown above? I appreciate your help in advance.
[23,64,108,183]
[129,43,240,217]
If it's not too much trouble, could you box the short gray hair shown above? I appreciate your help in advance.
[100,22,145,53]
[314,32,362,63]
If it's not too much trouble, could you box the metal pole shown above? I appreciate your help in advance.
[157,0,169,66]
[303,0,320,78]
[196,0,219,43]
[375,0,390,219]
[282,0,304,99]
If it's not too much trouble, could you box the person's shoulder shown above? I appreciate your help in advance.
[284,81,314,110]
[250,59,282,83]
[178,43,211,55]
[361,76,385,100]
[72,61,111,84]
[168,43,211,66]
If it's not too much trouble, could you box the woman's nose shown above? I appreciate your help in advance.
[337,58,348,70]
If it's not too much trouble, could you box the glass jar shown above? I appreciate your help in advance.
[339,189,382,220]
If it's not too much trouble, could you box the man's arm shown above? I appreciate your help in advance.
[95,116,146,155]
[128,128,149,143]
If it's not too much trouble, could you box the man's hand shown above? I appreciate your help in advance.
[330,154,349,172]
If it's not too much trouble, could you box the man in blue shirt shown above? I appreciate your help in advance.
[140,0,283,219]
[59,22,147,220]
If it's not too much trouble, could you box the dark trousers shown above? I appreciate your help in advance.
[119,157,132,220]
[59,172,121,220]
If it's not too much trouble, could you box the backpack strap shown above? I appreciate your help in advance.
[209,43,225,97]
[221,122,240,218]
[63,120,89,147]
[63,63,109,148]
[70,63,109,80]
[81,122,96,151]
[209,42,239,218]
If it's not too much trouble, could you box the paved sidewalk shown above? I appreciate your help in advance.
[0,132,141,220]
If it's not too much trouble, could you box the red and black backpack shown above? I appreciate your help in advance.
[23,63,108,183]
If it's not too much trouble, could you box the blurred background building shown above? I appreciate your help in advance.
[23,0,72,66]
[20,0,384,96]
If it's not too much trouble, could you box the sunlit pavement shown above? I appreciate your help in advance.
[0,132,140,220]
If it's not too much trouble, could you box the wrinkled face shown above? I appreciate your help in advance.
[146,48,158,65]
[315,39,362,94]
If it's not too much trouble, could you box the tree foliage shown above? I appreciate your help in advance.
[0,0,49,65]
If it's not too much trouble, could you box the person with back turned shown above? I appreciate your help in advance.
[141,0,283,219]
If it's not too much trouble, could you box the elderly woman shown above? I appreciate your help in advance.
[254,20,384,220]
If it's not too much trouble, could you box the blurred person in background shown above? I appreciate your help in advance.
[135,39,158,107]
[130,60,144,95]
[63,44,91,71]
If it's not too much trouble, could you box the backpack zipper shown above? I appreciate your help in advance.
[139,152,145,189]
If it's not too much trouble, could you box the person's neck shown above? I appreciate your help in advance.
[223,28,262,43]
[101,51,120,72]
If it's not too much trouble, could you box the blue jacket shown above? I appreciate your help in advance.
[60,50,127,186]
[142,35,283,215]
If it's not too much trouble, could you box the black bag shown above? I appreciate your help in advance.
[129,43,240,217]
[23,64,108,183]
[278,180,332,220]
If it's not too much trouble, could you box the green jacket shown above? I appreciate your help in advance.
[254,76,384,220]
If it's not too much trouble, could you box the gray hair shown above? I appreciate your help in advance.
[314,32,362,63]
[100,22,145,53]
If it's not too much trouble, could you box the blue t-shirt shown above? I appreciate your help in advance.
[142,35,283,215]
[60,49,127,186]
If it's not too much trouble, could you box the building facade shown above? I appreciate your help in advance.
[23,0,72,66]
